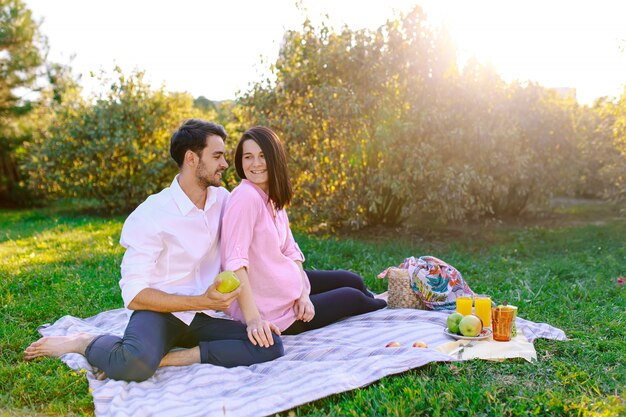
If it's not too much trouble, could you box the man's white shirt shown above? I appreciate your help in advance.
[119,176,229,325]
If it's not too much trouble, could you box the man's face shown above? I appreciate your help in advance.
[195,134,228,188]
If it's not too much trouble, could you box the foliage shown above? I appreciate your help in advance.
[442,76,580,218]
[1,202,624,415]
[0,0,45,205]
[4,2,624,226]
[193,95,217,113]
[571,97,626,201]
[605,89,626,200]
[241,6,622,229]
[23,68,211,213]
[204,99,248,190]
[0,0,43,118]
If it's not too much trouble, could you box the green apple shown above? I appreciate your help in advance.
[447,312,464,334]
[459,315,483,337]
[215,271,240,293]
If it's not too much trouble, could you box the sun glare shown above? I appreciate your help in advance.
[419,0,626,103]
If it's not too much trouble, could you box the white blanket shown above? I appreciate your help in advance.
[39,308,566,417]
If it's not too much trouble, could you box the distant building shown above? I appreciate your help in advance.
[551,87,577,100]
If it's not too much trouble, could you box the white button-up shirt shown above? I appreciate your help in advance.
[119,176,229,325]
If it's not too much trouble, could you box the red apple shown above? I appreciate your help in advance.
[385,341,401,347]
[412,341,428,348]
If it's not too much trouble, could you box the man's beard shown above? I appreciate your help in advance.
[196,163,222,188]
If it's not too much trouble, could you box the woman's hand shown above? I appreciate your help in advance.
[294,294,315,322]
[246,317,281,348]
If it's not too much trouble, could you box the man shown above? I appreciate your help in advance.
[24,119,284,381]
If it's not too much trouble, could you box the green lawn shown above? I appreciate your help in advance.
[1,202,624,416]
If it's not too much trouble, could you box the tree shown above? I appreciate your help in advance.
[242,7,455,228]
[241,6,589,228]
[193,95,217,112]
[609,89,626,200]
[574,93,626,201]
[0,0,45,205]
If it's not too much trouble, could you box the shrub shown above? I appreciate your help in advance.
[241,7,583,228]
[24,68,210,213]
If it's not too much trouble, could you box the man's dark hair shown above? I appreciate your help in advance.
[170,119,227,167]
[234,126,292,210]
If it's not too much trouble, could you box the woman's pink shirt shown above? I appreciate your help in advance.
[221,180,308,331]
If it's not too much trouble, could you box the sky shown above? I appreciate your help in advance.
[23,0,626,105]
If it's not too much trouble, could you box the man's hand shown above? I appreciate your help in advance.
[246,317,281,348]
[294,294,315,322]
[199,278,242,311]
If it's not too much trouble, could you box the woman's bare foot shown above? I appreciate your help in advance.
[23,333,96,361]
[374,291,389,302]
[94,369,107,380]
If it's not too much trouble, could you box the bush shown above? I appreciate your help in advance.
[241,7,584,228]
[24,68,210,213]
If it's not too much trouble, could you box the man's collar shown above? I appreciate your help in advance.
[171,175,217,215]
[170,175,196,215]
[205,185,217,210]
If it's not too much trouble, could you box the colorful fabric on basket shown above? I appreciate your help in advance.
[379,256,474,310]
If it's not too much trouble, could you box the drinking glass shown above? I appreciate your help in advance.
[491,306,515,341]
[474,295,492,327]
[456,295,472,316]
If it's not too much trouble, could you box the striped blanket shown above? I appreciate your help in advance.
[39,308,566,417]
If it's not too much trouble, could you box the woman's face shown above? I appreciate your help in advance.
[242,139,269,193]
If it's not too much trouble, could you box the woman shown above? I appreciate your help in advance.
[221,126,386,348]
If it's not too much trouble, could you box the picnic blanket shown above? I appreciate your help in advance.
[38,308,566,417]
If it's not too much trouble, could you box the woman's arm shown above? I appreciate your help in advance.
[293,261,315,322]
[220,187,280,347]
[233,266,281,347]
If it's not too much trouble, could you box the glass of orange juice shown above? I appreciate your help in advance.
[456,295,472,316]
[474,295,492,327]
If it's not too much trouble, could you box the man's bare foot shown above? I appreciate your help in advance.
[23,333,96,361]
[159,347,201,367]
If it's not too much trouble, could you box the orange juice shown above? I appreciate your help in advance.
[474,295,492,327]
[456,295,472,316]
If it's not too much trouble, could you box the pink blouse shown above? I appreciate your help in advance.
[221,179,308,331]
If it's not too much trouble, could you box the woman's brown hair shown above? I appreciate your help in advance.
[234,126,292,210]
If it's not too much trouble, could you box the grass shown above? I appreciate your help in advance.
[0,202,624,416]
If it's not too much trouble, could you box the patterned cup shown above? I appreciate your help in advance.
[491,307,515,342]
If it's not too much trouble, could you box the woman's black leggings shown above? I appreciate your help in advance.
[283,269,387,335]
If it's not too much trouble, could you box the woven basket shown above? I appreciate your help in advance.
[386,267,427,309]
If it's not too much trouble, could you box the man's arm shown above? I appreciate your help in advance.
[127,282,242,312]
